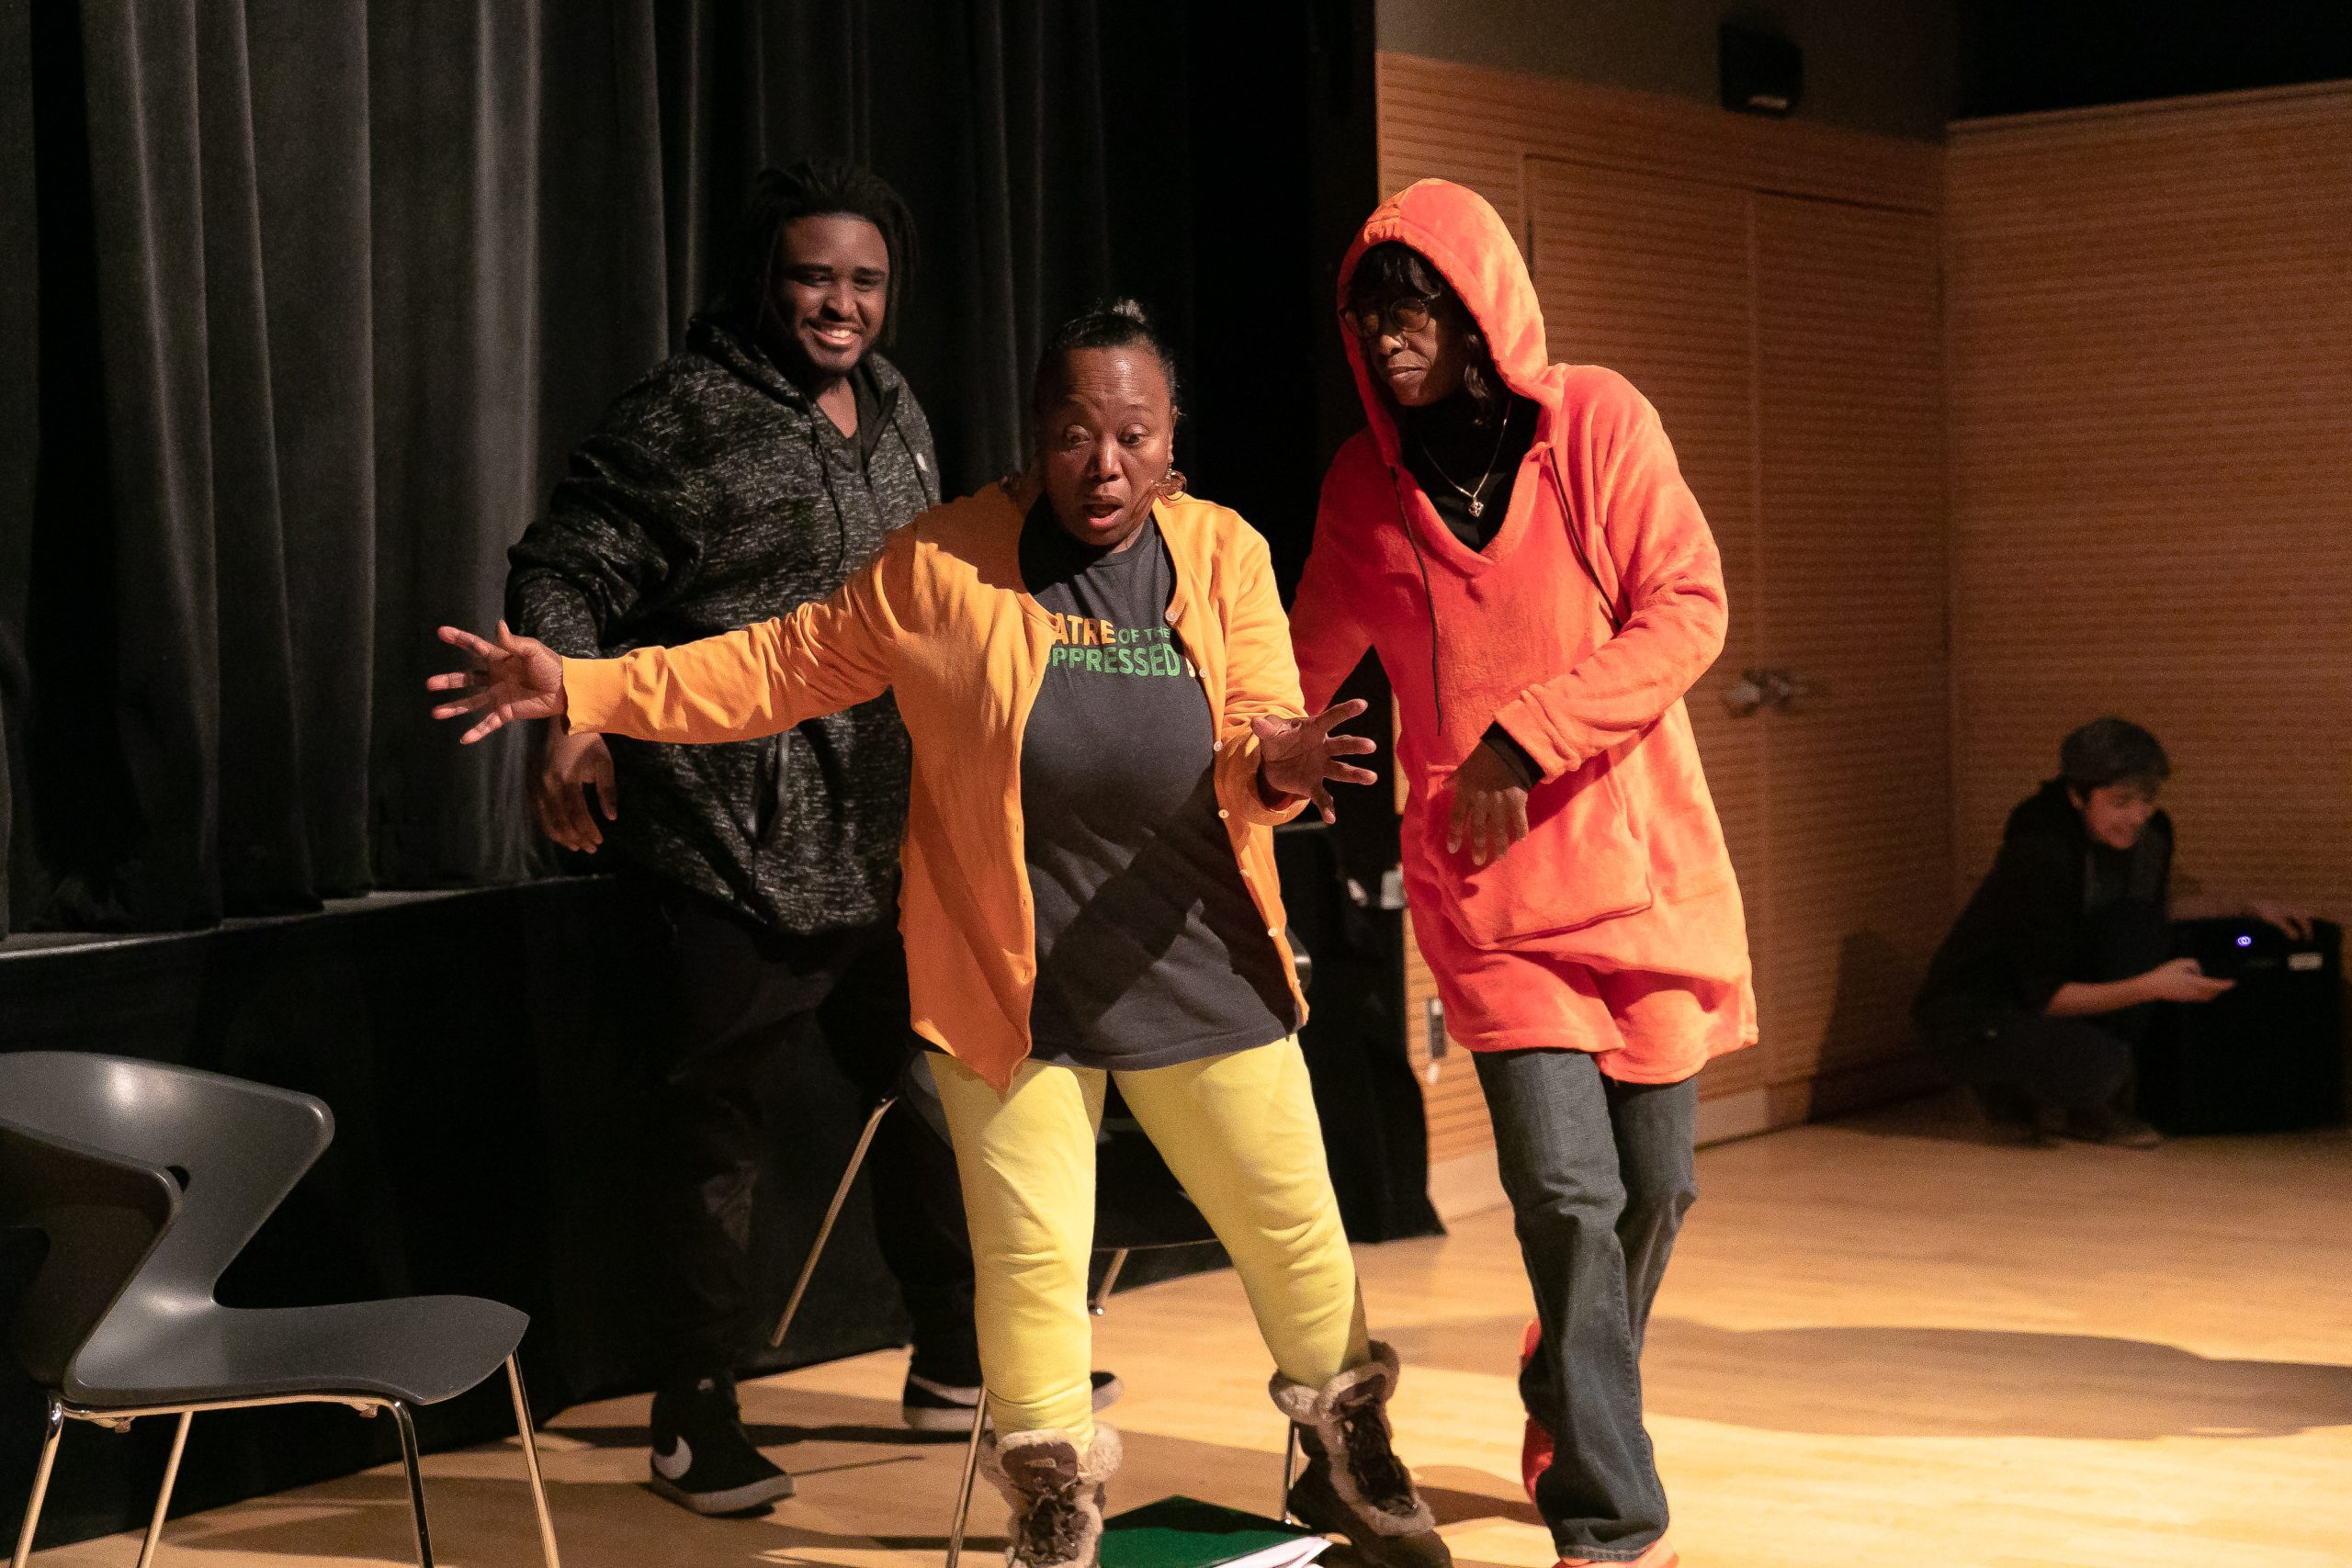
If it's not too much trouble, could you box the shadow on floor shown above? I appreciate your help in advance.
[155,1472,1513,1568]
[1812,1085,2005,1145]
[554,1419,969,1450]
[1385,1314,2352,1440]
[1414,1468,1543,1529]
[137,1385,1540,1567]
[146,1476,996,1565]
[1824,1087,2352,1152]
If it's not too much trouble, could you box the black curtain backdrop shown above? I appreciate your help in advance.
[0,0,1252,938]
[0,6,1413,1542]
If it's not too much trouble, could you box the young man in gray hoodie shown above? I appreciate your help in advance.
[508,162,1114,1516]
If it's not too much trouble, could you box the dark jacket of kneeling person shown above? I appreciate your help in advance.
[1917,779,2173,1048]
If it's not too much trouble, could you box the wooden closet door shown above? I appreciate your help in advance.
[1751,193,1950,1102]
[1523,157,1770,1100]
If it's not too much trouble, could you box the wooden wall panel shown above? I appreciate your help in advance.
[1946,85,2352,923]
[1754,195,1951,1088]
[1377,54,1941,223]
[1400,953,1491,1167]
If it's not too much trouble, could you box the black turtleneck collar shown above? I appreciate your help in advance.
[1018,494,1160,592]
[1400,390,1538,550]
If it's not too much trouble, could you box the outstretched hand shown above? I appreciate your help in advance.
[2142,956,2234,1004]
[1251,699,1378,824]
[427,622,567,744]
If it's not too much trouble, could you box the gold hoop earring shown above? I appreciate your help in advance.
[1159,466,1188,498]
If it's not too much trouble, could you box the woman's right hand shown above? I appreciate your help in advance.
[1445,737,1532,866]
[533,731,617,852]
[1251,699,1379,824]
[428,622,567,743]
[2141,956,2234,1004]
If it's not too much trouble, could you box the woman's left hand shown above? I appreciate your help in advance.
[1252,699,1378,824]
[1446,739,1531,866]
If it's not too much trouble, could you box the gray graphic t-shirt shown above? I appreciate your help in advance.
[1016,500,1299,1070]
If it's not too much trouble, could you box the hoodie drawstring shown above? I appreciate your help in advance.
[1402,513,1447,734]
[807,418,850,585]
[886,403,936,507]
[1541,450,1625,635]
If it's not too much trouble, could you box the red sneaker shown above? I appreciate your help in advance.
[1519,1317,1554,1503]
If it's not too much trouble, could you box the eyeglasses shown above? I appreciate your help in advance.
[1348,297,1435,340]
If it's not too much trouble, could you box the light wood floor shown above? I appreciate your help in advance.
[32,1093,2352,1567]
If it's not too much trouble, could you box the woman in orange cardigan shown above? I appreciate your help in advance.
[433,304,1451,1568]
[1288,183,1757,1568]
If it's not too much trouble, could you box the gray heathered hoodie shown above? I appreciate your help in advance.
[506,315,939,933]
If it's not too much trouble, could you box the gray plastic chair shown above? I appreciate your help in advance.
[0,1052,560,1568]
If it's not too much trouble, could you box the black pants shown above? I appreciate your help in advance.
[635,880,978,1388]
[1930,1008,2139,1122]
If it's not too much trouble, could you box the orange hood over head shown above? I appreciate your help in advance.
[1337,179,1551,467]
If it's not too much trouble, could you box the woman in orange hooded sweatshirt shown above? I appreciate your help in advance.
[1290,181,1756,1568]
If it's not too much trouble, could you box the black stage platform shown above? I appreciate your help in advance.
[1,832,1433,1549]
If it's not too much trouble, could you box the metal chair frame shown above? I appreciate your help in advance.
[768,1096,900,1352]
[11,1359,558,1568]
[1,1054,562,1568]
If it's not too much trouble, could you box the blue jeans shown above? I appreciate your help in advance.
[1474,1048,1697,1561]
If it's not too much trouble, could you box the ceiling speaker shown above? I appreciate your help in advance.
[1721,22,1803,117]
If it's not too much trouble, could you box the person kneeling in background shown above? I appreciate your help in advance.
[1915,717,2312,1147]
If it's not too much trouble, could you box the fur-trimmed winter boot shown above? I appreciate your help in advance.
[1272,1343,1453,1568]
[978,1425,1122,1568]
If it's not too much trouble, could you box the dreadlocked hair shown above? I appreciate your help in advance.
[1346,241,1505,423]
[1029,299,1184,424]
[714,158,920,347]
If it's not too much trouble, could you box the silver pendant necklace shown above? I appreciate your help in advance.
[1417,411,1511,519]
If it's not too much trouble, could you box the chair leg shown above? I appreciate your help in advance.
[504,1357,562,1568]
[133,1410,194,1568]
[770,1095,898,1350]
[390,1401,435,1567]
[1090,1247,1131,1317]
[8,1399,63,1568]
[1279,1421,1301,1524]
[944,1387,989,1568]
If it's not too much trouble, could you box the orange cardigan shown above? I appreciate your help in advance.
[562,482,1311,1090]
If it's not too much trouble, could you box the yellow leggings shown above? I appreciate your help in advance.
[928,1038,1372,1442]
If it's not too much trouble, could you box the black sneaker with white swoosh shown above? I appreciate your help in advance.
[900,1369,1125,1433]
[648,1374,797,1516]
